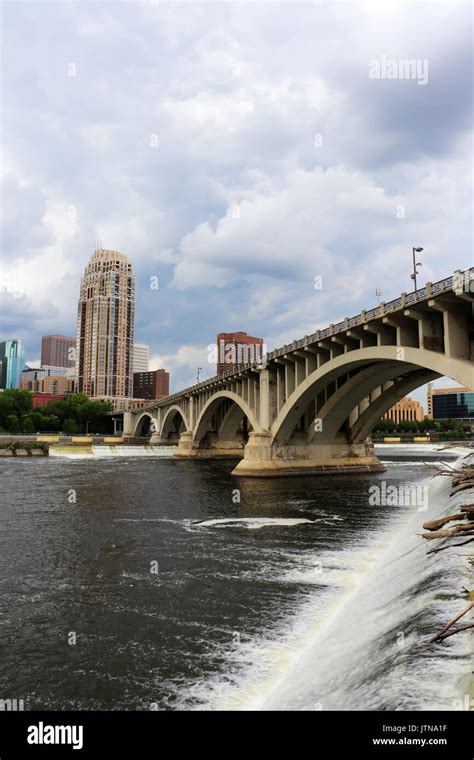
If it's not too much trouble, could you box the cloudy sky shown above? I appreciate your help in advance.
[1,0,472,407]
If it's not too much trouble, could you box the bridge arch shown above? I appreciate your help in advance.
[133,412,156,437]
[307,362,433,444]
[349,369,439,443]
[160,405,190,440]
[194,391,263,443]
[271,346,470,445]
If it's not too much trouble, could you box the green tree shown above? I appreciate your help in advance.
[6,414,19,434]
[63,418,78,435]
[20,414,36,435]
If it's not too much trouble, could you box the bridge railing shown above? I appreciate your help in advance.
[132,267,473,410]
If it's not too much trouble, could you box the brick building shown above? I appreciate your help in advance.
[216,331,264,375]
[133,369,169,400]
[41,335,76,369]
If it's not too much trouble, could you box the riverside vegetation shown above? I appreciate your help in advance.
[0,389,113,435]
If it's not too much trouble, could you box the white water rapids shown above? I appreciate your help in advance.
[178,453,473,711]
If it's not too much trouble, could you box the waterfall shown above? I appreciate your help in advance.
[49,445,177,458]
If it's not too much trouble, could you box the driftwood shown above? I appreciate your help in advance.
[428,602,473,643]
[421,524,474,540]
[450,482,474,496]
[424,457,474,644]
[422,513,465,531]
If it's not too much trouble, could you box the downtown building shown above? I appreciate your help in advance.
[216,331,264,375]
[76,249,135,401]
[384,396,424,424]
[132,343,149,373]
[133,368,169,401]
[41,334,76,370]
[427,384,474,422]
[0,339,25,389]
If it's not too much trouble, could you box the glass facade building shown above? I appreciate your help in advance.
[0,340,26,389]
[432,391,474,420]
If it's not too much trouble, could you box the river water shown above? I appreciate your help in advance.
[0,445,471,711]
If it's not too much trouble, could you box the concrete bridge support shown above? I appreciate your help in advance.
[231,432,382,477]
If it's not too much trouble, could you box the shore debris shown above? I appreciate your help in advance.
[422,454,473,644]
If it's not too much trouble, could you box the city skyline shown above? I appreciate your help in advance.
[1,257,470,410]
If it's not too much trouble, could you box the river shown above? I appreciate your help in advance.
[0,445,471,710]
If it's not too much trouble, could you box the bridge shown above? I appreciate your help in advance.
[121,268,473,476]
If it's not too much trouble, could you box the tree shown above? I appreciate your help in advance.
[0,389,32,429]
[63,418,78,435]
[20,414,36,435]
[6,414,19,435]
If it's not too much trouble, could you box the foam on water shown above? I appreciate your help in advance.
[193,517,316,530]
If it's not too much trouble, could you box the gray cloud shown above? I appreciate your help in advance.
[0,1,472,392]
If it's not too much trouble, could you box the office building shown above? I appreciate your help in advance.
[216,331,264,375]
[133,344,149,373]
[427,384,474,421]
[384,396,424,424]
[41,335,76,369]
[21,373,73,395]
[0,339,25,389]
[76,248,135,398]
[133,369,169,400]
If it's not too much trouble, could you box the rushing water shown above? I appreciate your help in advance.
[0,446,471,711]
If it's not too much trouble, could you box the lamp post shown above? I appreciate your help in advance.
[197,368,202,383]
[411,246,424,292]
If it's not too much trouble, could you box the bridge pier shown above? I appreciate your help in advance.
[174,431,245,459]
[149,433,177,446]
[231,432,385,477]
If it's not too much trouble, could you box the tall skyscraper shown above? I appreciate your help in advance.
[133,343,149,373]
[76,249,135,398]
[0,339,25,389]
[41,334,76,369]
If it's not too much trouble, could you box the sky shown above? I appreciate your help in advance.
[0,0,472,410]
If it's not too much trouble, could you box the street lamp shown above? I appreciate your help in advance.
[197,368,202,383]
[411,246,424,292]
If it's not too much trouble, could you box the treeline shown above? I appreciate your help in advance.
[0,390,114,435]
[373,417,468,436]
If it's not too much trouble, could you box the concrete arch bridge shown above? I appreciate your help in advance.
[121,269,473,476]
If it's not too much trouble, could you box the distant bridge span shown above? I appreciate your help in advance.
[121,268,473,476]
